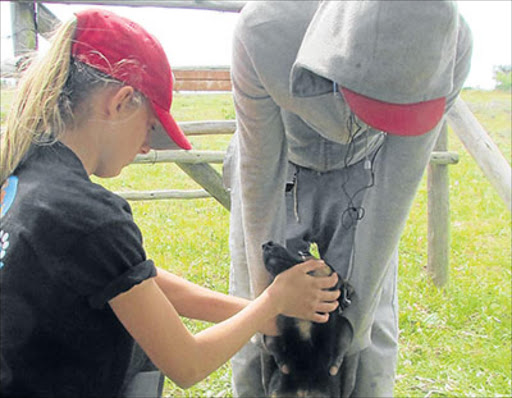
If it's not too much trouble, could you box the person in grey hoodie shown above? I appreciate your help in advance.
[224,1,473,397]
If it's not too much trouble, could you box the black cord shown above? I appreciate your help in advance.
[341,113,382,229]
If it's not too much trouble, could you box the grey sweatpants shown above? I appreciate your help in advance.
[229,159,398,398]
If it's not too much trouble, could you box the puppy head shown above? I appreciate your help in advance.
[267,359,341,398]
[263,331,342,398]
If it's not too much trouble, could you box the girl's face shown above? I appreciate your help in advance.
[95,92,156,178]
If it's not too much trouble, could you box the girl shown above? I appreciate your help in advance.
[0,8,340,398]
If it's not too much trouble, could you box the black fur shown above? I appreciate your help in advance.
[261,241,354,398]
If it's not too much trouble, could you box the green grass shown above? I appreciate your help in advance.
[396,88,511,398]
[0,87,16,126]
[1,87,510,397]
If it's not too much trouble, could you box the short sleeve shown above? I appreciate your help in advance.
[56,220,156,309]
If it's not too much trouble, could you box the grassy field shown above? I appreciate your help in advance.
[1,87,510,397]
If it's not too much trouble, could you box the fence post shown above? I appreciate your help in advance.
[11,2,37,56]
[176,163,231,210]
[427,121,450,287]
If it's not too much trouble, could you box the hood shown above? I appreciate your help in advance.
[290,0,459,104]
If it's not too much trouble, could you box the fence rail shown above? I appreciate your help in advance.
[22,0,246,12]
[448,98,511,211]
[119,189,210,201]
[130,147,460,168]
[133,149,226,165]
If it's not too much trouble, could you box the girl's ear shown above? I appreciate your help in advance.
[107,86,135,119]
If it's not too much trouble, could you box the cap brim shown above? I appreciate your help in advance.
[341,88,446,136]
[151,104,192,150]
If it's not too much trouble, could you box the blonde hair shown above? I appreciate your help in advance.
[0,17,145,184]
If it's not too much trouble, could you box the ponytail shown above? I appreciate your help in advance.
[0,18,76,184]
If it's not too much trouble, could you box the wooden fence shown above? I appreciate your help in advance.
[174,68,232,92]
[6,0,511,287]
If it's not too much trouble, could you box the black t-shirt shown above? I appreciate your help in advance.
[0,142,157,397]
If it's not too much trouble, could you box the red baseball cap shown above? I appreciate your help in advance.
[340,87,446,136]
[72,9,191,150]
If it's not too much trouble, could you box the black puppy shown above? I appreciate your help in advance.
[261,241,355,398]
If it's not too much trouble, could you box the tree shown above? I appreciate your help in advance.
[493,65,511,91]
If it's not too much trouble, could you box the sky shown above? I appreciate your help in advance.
[1,1,511,89]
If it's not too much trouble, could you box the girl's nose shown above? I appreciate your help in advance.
[139,142,151,155]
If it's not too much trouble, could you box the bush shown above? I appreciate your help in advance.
[493,65,512,91]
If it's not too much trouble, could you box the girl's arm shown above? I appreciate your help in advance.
[109,260,339,389]
[153,267,278,336]
[154,267,249,323]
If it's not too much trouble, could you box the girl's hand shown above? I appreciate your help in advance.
[266,260,340,323]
